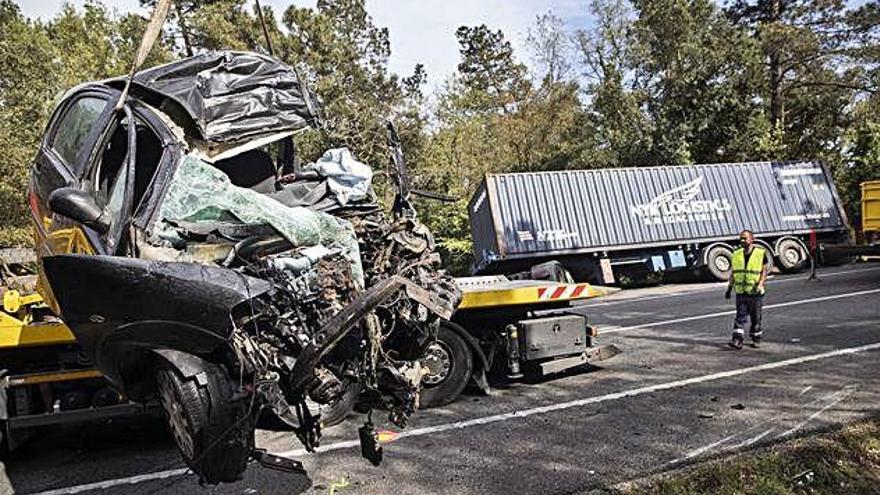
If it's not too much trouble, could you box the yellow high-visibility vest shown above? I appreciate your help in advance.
[731,247,766,295]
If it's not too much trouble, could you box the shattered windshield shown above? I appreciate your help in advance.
[152,153,366,285]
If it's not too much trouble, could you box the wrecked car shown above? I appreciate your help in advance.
[28,51,459,483]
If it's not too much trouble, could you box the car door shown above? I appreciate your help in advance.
[30,89,120,259]
[30,88,124,311]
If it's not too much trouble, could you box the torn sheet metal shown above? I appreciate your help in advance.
[153,155,364,285]
[121,51,322,144]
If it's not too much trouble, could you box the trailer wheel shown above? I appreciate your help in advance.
[420,323,472,408]
[776,238,808,273]
[705,245,734,281]
[156,362,254,484]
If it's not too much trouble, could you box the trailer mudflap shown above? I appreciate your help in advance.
[538,344,621,376]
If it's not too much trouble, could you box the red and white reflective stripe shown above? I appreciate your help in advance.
[537,284,589,300]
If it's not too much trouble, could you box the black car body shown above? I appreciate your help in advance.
[29,51,459,483]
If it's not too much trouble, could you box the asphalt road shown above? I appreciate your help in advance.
[3,263,880,495]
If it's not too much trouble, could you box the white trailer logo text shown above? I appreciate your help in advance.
[630,177,732,226]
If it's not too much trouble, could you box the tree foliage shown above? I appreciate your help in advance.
[0,0,878,273]
[0,0,170,237]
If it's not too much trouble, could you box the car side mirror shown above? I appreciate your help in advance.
[48,187,111,234]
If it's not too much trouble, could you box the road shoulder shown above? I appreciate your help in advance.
[594,416,880,495]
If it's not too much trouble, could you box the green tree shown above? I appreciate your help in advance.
[413,21,591,272]
[280,0,424,199]
[725,0,880,157]
[575,0,654,167]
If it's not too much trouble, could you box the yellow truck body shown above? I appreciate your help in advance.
[1,290,76,349]
[863,180,880,234]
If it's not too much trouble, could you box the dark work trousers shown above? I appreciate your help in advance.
[733,294,764,339]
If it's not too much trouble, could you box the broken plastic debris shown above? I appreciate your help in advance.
[698,412,715,419]
[329,476,350,495]
[730,403,746,410]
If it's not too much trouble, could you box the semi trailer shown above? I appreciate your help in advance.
[469,160,851,283]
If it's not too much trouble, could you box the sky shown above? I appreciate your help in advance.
[16,0,594,89]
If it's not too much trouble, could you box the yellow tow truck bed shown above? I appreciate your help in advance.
[1,289,152,452]
[0,289,76,348]
[455,275,617,309]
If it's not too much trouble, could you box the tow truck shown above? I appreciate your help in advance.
[415,275,620,407]
[0,249,155,454]
[1,245,618,450]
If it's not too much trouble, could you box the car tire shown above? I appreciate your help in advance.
[776,238,808,273]
[705,245,734,281]
[156,362,254,484]
[318,379,359,428]
[419,322,473,409]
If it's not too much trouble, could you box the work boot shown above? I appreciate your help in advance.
[729,334,744,350]
[750,335,762,348]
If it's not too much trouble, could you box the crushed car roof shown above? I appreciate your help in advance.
[109,51,322,144]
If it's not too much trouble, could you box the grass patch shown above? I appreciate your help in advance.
[613,418,880,495]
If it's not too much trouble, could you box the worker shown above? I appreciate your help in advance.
[725,230,769,349]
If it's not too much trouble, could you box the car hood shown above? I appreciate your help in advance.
[108,51,322,144]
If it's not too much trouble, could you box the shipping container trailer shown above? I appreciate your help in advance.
[469,160,851,283]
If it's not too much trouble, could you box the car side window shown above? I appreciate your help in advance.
[50,96,108,174]
[92,115,164,248]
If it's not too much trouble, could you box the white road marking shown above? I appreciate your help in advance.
[600,288,880,334]
[671,434,738,464]
[582,265,880,308]
[731,428,776,450]
[669,384,856,464]
[31,341,880,495]
[277,342,880,458]
[29,343,880,494]
[32,468,189,495]
[776,386,856,439]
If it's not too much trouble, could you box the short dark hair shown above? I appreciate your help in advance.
[739,229,754,238]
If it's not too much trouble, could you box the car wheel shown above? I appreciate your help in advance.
[318,379,359,428]
[156,362,254,484]
[419,322,473,408]
[776,238,808,273]
[705,245,734,281]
